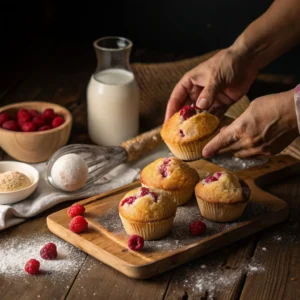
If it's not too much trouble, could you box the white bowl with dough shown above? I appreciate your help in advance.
[0,161,39,205]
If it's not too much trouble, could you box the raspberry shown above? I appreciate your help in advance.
[33,116,46,128]
[29,109,41,117]
[239,179,251,201]
[17,109,32,122]
[179,129,185,137]
[40,242,57,260]
[140,187,150,197]
[189,220,207,236]
[69,215,88,233]
[2,120,19,131]
[38,125,52,131]
[139,187,158,202]
[52,116,65,128]
[180,105,197,120]
[0,113,11,126]
[22,122,36,132]
[160,158,171,178]
[24,259,40,275]
[121,196,137,206]
[67,204,85,218]
[42,108,55,120]
[128,235,144,251]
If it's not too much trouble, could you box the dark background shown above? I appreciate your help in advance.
[1,0,300,86]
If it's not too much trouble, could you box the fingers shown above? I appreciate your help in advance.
[196,83,218,110]
[165,75,193,122]
[202,124,238,157]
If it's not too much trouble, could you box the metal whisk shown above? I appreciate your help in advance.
[44,126,162,192]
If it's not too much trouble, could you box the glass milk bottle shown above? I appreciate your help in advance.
[87,36,140,146]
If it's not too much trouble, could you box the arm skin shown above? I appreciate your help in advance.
[164,0,300,122]
[232,0,300,72]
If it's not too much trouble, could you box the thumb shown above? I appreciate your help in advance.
[202,124,237,158]
[196,82,218,110]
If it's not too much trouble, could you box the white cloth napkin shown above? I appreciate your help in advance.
[0,145,171,230]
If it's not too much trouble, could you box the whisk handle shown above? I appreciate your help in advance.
[121,126,163,162]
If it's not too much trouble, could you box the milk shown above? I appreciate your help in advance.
[87,68,140,146]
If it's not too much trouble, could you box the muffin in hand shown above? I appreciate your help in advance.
[195,171,251,222]
[118,186,177,240]
[161,104,220,161]
[140,157,199,206]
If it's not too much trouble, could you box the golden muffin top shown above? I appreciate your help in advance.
[161,105,220,144]
[140,157,199,191]
[195,171,251,204]
[118,186,177,222]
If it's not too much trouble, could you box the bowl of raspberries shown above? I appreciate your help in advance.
[0,101,73,163]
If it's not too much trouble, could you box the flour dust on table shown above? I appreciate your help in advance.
[98,197,269,252]
[0,232,86,280]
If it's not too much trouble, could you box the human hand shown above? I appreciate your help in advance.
[202,89,299,158]
[165,47,258,121]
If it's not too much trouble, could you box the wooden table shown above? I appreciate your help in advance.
[1,37,300,300]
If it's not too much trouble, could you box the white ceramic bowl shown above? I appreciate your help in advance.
[0,161,40,205]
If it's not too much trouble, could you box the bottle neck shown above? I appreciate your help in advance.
[94,48,132,73]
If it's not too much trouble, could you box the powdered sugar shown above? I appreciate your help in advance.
[98,197,268,252]
[0,232,86,279]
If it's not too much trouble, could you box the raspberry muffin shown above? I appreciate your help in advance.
[161,104,220,161]
[195,171,251,222]
[118,186,177,240]
[140,157,199,206]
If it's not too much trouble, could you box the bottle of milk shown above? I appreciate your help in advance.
[87,36,140,146]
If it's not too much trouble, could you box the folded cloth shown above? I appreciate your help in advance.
[0,144,171,230]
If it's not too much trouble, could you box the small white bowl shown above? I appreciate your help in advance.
[0,161,40,205]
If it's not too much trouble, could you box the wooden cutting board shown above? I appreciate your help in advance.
[47,154,299,279]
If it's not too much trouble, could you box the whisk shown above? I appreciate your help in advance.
[45,126,163,192]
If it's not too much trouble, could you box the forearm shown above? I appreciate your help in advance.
[231,0,300,72]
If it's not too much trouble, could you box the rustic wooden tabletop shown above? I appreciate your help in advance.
[0,37,299,300]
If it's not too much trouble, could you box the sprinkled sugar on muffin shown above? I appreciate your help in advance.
[140,157,199,206]
[118,186,177,240]
[195,171,251,222]
[161,104,220,161]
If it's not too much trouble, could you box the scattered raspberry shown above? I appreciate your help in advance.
[24,259,40,275]
[128,235,144,251]
[160,158,171,178]
[52,116,65,128]
[29,109,41,117]
[189,220,207,236]
[0,113,11,126]
[40,242,57,260]
[121,196,137,206]
[69,215,88,233]
[67,204,85,218]
[180,105,197,120]
[239,179,251,200]
[2,120,19,131]
[38,125,52,131]
[42,108,55,120]
[179,129,185,137]
[17,109,32,122]
[22,122,36,132]
[32,116,46,128]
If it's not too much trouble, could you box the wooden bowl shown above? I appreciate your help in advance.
[0,101,73,163]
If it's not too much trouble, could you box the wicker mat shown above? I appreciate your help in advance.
[131,53,300,160]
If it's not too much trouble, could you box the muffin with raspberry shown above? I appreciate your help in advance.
[118,186,177,240]
[195,171,251,222]
[161,104,220,161]
[140,157,199,206]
